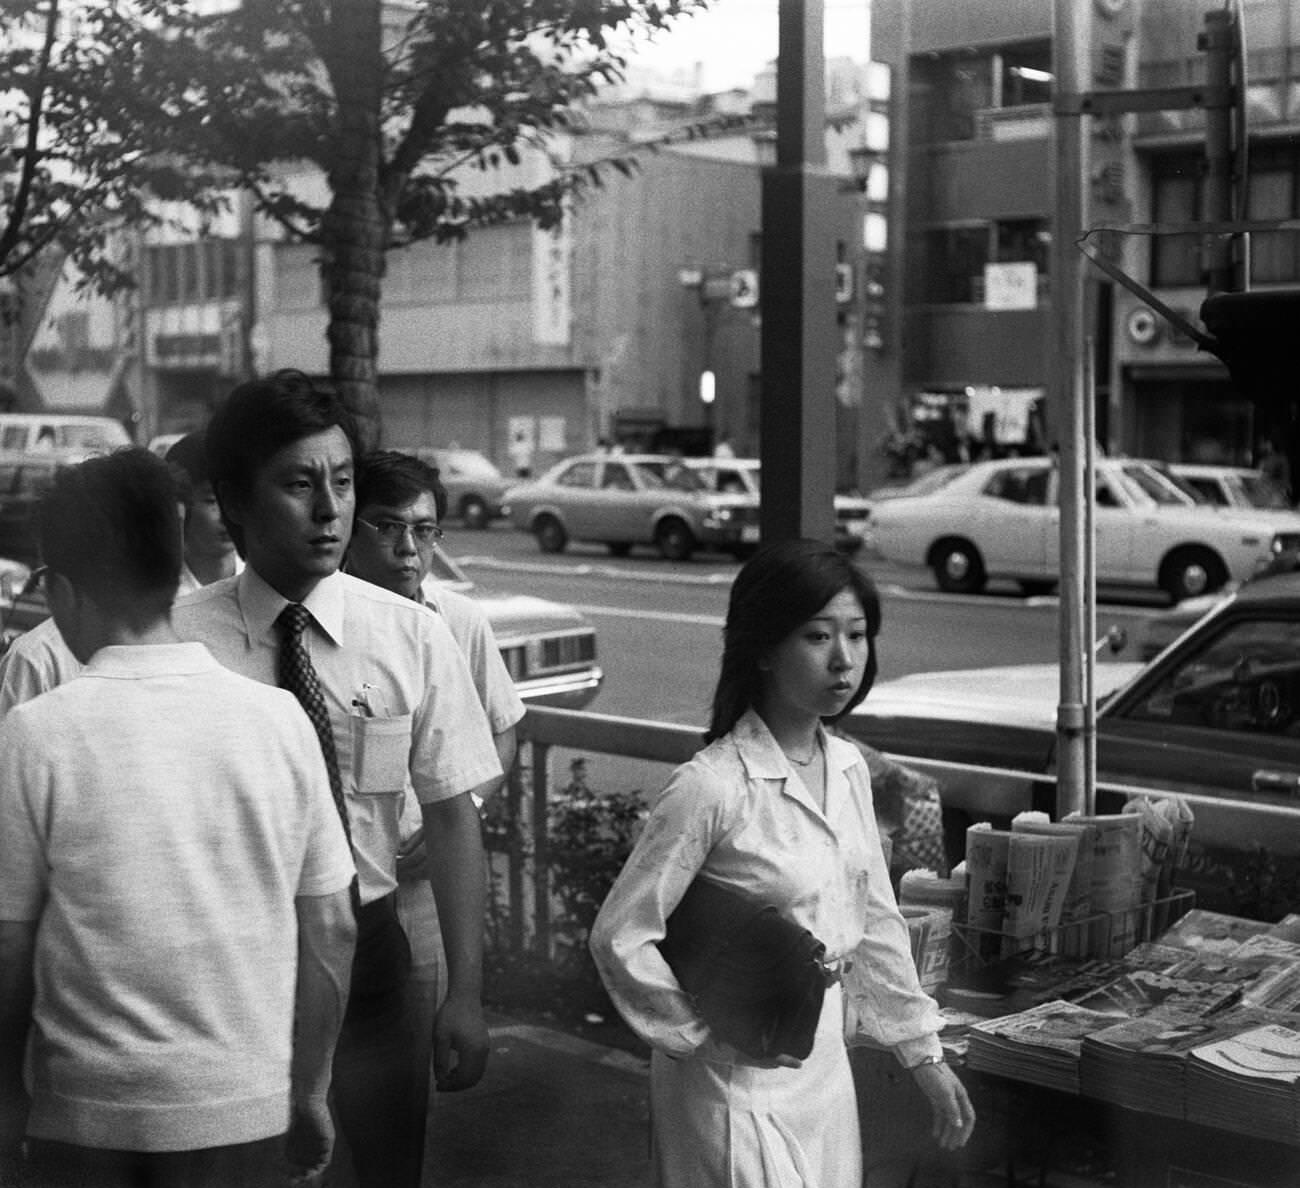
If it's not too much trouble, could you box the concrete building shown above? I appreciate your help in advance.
[871,0,1300,471]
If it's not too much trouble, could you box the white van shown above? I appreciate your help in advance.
[0,413,131,461]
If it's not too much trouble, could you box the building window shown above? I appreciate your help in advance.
[1151,154,1201,288]
[921,218,1049,304]
[912,40,1051,144]
[144,239,243,307]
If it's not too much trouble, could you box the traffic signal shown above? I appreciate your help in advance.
[1200,288,1300,479]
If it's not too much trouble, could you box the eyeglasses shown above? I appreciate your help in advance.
[356,516,443,546]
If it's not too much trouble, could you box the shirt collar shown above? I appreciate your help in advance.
[83,642,220,679]
[732,708,859,781]
[238,566,347,647]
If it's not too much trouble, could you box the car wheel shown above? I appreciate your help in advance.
[1160,547,1227,603]
[656,518,695,562]
[460,495,489,530]
[533,515,567,555]
[930,539,986,594]
[1018,579,1055,597]
[606,542,632,557]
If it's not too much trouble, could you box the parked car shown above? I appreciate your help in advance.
[844,572,1300,910]
[0,413,130,460]
[870,455,1300,602]
[1170,463,1293,513]
[147,432,186,458]
[397,446,511,529]
[502,452,760,561]
[0,546,603,709]
[680,457,873,552]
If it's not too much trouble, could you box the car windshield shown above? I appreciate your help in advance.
[1237,472,1292,509]
[1115,463,1196,507]
[903,464,969,497]
[635,461,705,491]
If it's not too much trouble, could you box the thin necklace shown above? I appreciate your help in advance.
[785,737,821,766]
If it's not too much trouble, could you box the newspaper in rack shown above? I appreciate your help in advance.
[1002,831,1078,941]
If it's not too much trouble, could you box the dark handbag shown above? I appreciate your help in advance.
[658,877,831,1061]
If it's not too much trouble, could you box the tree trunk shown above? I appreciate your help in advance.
[321,0,386,446]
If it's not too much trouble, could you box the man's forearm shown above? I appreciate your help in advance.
[291,889,356,1102]
[422,793,486,1001]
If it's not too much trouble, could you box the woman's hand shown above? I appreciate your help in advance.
[912,1060,976,1150]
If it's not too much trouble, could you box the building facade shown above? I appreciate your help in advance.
[872,0,1300,470]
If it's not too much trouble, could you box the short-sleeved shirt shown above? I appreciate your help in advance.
[172,567,502,904]
[0,616,79,715]
[0,642,355,1151]
[422,583,526,737]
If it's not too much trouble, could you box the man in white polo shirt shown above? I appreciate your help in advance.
[0,448,357,1187]
[172,371,502,1188]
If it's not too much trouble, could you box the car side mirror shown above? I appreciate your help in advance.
[1096,624,1128,656]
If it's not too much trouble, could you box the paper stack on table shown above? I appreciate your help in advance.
[967,1000,1129,1093]
[1185,1023,1300,1143]
[1080,1005,1294,1117]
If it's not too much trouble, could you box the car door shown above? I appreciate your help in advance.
[593,459,645,541]
[1094,609,1300,901]
[976,463,1053,578]
[550,460,600,537]
[1092,470,1139,583]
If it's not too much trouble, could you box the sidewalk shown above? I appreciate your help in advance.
[426,1014,653,1188]
[424,1015,1123,1188]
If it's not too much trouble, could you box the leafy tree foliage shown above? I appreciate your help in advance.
[161,0,717,429]
[0,0,227,294]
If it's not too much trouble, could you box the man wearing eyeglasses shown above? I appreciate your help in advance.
[346,449,525,1180]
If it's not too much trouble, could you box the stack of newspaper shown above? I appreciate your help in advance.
[1185,1023,1300,1142]
[1080,1004,1292,1116]
[967,1000,1130,1093]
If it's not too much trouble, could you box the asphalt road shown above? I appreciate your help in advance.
[444,522,1168,727]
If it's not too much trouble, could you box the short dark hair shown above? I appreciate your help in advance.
[164,430,210,507]
[205,370,361,553]
[706,538,881,743]
[38,447,181,626]
[356,450,448,521]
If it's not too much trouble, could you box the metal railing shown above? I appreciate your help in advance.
[504,705,1300,954]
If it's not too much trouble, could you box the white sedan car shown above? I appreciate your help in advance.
[870,455,1300,601]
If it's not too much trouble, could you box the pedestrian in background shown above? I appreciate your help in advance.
[164,430,240,592]
[0,448,356,1187]
[172,371,502,1188]
[591,538,974,1187]
[0,429,239,711]
[346,448,525,1180]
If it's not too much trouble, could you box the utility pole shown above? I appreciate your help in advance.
[760,0,838,545]
[1052,0,1092,818]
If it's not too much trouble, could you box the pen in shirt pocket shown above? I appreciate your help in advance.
[351,682,389,718]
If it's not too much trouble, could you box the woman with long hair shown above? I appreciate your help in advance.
[591,538,974,1186]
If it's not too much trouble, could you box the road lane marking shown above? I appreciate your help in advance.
[457,555,735,585]
[571,603,725,627]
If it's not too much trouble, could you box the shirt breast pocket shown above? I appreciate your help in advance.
[351,713,412,796]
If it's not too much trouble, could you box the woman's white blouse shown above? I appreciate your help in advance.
[589,709,944,1066]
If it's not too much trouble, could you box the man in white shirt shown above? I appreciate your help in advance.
[0,429,240,709]
[347,449,526,1175]
[172,371,501,1188]
[0,448,356,1187]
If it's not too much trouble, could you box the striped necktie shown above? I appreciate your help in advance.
[276,602,351,847]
